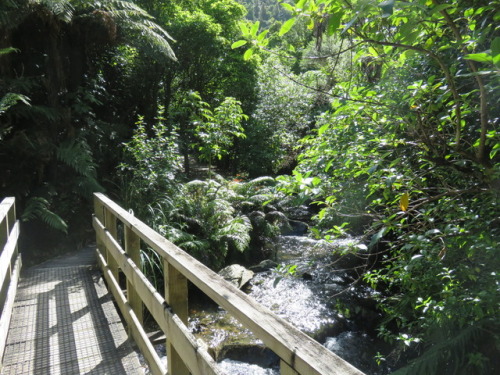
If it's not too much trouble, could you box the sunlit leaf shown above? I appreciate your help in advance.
[342,15,358,34]
[400,192,409,211]
[257,30,269,42]
[231,40,247,49]
[464,53,492,63]
[281,3,295,12]
[251,21,260,36]
[243,48,254,60]
[279,18,296,36]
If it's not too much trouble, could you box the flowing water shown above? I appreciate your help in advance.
[187,235,390,375]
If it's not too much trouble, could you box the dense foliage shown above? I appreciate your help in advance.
[236,0,499,373]
[1,0,499,373]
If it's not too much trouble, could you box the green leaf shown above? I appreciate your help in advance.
[491,37,500,65]
[429,3,452,15]
[257,30,269,42]
[296,0,307,11]
[464,53,492,63]
[369,227,386,248]
[279,18,296,36]
[243,48,254,60]
[273,276,283,288]
[342,15,358,34]
[250,21,260,37]
[318,123,329,135]
[327,12,343,35]
[281,3,295,12]
[231,40,247,49]
[238,21,249,35]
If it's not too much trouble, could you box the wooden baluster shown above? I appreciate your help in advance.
[104,209,119,282]
[164,259,189,375]
[6,200,17,262]
[125,226,143,325]
[0,201,10,309]
[94,197,105,260]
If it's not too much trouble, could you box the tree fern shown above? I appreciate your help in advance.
[96,0,176,61]
[21,197,68,233]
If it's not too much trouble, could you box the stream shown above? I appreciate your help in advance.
[187,235,391,375]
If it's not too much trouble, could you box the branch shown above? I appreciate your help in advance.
[361,38,463,148]
[270,64,387,107]
[433,0,490,164]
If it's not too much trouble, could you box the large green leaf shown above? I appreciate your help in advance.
[231,40,247,49]
[279,18,296,36]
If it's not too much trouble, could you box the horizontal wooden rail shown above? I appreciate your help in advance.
[0,197,22,370]
[93,193,365,375]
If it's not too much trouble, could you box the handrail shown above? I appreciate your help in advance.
[93,192,365,375]
[0,197,22,369]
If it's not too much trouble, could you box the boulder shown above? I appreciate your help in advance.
[218,265,254,289]
[281,220,309,236]
[249,259,278,273]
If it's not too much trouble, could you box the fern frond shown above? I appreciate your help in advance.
[74,176,104,198]
[0,47,19,56]
[184,179,208,189]
[21,197,68,233]
[39,0,74,23]
[0,93,30,114]
[248,194,272,205]
[218,216,251,253]
[56,139,97,178]
[246,176,276,187]
[105,0,151,18]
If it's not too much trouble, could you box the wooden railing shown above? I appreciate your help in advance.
[0,198,22,368]
[93,193,365,375]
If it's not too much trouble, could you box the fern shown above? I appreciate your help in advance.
[21,197,68,233]
[0,47,19,56]
[0,92,30,115]
[74,176,104,197]
[218,216,251,253]
[99,0,176,60]
[56,139,97,178]
[38,0,74,23]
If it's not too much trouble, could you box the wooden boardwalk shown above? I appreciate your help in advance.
[1,246,143,374]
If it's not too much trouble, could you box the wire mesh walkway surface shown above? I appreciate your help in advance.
[1,246,143,374]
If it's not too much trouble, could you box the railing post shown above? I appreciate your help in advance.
[164,259,189,375]
[6,200,17,263]
[125,226,143,325]
[104,209,119,282]
[94,196,105,261]
[0,201,11,310]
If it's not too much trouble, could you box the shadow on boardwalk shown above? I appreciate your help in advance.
[1,246,143,374]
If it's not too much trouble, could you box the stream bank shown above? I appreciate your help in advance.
[187,235,392,375]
